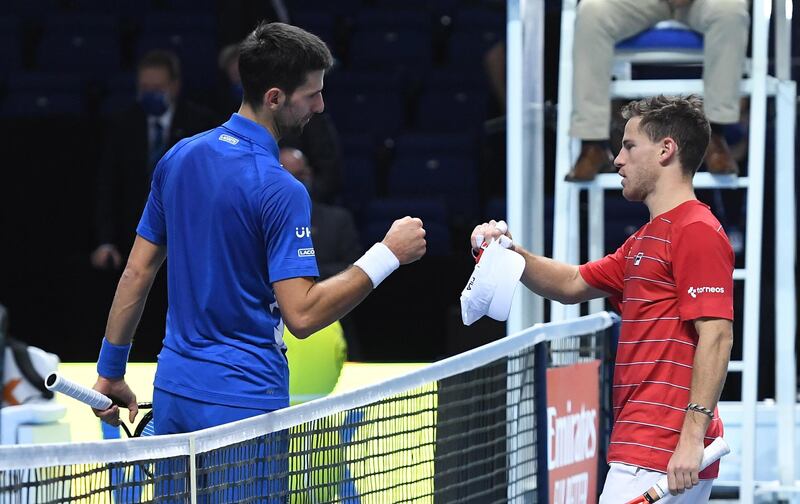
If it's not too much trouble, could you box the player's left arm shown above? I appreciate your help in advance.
[667,317,733,494]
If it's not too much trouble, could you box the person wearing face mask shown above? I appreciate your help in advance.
[92,50,218,273]
[91,50,217,352]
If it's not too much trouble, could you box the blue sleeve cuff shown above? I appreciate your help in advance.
[97,338,131,379]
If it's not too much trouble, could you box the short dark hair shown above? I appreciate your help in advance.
[138,49,181,81]
[239,22,333,110]
[621,95,710,176]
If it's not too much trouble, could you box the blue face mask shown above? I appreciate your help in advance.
[139,91,169,116]
[230,82,243,102]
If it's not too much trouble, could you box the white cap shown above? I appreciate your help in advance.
[460,239,526,325]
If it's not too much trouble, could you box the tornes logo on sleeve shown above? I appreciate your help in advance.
[687,286,725,298]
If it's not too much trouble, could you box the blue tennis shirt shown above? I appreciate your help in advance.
[137,113,319,410]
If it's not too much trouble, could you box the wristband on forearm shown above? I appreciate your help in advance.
[354,243,400,288]
[97,338,131,379]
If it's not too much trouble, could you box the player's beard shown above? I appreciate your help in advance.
[274,107,310,140]
[622,165,657,202]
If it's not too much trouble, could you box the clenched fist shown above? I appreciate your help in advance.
[382,216,427,265]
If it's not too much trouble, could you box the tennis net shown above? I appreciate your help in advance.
[0,312,619,503]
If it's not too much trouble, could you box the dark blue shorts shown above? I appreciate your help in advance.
[153,388,288,503]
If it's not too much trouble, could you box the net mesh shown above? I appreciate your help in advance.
[0,313,618,504]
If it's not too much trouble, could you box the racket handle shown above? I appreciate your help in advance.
[648,437,730,500]
[45,372,113,410]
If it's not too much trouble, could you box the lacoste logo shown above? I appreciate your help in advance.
[688,286,725,298]
[297,248,315,257]
[218,134,239,145]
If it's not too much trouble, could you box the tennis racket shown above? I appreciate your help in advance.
[624,437,730,503]
[45,372,154,438]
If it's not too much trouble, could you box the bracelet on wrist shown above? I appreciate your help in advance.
[97,337,131,379]
[686,402,714,419]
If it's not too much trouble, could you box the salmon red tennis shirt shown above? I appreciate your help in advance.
[579,200,734,477]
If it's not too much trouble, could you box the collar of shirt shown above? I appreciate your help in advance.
[221,113,280,159]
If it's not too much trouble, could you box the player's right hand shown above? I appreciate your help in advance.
[471,219,513,250]
[91,376,138,426]
[382,216,426,265]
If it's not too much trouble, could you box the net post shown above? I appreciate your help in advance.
[189,435,198,504]
[597,314,620,495]
[534,341,549,503]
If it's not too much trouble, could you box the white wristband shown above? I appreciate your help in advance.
[354,243,400,288]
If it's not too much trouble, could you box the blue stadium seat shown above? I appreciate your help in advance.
[37,32,121,76]
[392,132,476,157]
[324,90,405,137]
[102,72,136,114]
[348,29,431,72]
[102,91,137,115]
[0,0,57,17]
[106,72,137,94]
[56,0,144,14]
[372,0,459,13]
[341,157,377,215]
[142,12,215,33]
[426,67,488,92]
[326,70,405,94]
[452,7,505,32]
[616,26,703,52]
[388,155,478,221]
[416,88,488,132]
[361,218,451,257]
[0,92,84,117]
[417,220,451,257]
[36,14,120,75]
[340,133,377,158]
[446,29,502,69]
[43,13,118,33]
[354,8,432,31]
[367,197,448,225]
[144,0,215,12]
[291,11,336,47]
[484,197,506,222]
[291,0,362,14]
[7,72,84,93]
[0,17,21,77]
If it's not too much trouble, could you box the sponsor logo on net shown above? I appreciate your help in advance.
[297,248,315,257]
[688,286,725,298]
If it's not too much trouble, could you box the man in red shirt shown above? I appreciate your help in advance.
[472,95,733,501]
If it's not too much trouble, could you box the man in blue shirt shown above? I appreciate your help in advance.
[91,22,427,435]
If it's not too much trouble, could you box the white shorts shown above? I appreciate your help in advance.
[599,462,714,503]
